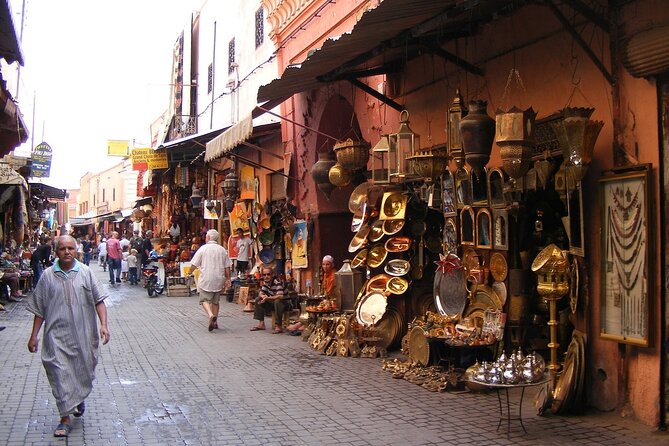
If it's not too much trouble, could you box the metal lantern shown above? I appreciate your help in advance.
[336,259,364,311]
[189,184,203,208]
[311,151,337,198]
[551,107,604,183]
[495,106,537,182]
[447,89,467,169]
[222,170,240,213]
[371,134,391,184]
[388,110,420,181]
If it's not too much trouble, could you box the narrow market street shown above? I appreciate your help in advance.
[0,264,663,446]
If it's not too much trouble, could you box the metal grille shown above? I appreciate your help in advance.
[207,63,213,94]
[255,7,264,48]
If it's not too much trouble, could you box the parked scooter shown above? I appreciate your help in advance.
[143,254,166,297]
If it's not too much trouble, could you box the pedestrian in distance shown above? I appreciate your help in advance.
[127,249,139,285]
[189,229,232,332]
[82,234,92,265]
[106,231,122,284]
[97,237,107,271]
[234,228,252,278]
[141,230,154,267]
[26,235,110,438]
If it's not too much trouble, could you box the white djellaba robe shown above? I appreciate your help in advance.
[27,260,108,417]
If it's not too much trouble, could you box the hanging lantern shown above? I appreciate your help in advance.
[222,171,240,213]
[328,163,353,187]
[551,107,604,183]
[371,134,391,184]
[388,110,420,181]
[189,184,203,208]
[333,138,370,170]
[311,151,337,198]
[459,100,495,175]
[495,106,537,182]
[447,89,467,170]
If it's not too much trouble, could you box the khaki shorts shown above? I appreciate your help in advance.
[199,289,221,305]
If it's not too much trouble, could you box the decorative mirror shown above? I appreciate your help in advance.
[476,208,492,249]
[493,209,509,251]
[455,166,472,208]
[472,169,488,207]
[567,185,585,257]
[442,170,456,216]
[487,168,506,208]
[443,218,458,253]
[460,206,475,245]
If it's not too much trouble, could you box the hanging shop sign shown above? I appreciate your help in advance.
[107,139,130,157]
[31,141,52,178]
[130,148,168,170]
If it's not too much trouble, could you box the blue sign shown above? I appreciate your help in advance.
[31,141,52,178]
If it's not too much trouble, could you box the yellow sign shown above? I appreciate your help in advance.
[107,140,130,157]
[130,148,168,170]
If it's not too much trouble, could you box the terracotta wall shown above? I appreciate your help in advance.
[277,0,667,426]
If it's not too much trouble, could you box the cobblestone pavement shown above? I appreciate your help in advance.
[0,264,667,445]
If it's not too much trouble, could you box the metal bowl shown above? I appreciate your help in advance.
[351,249,368,269]
[366,243,388,268]
[348,223,370,253]
[369,219,385,242]
[348,182,370,213]
[355,291,388,327]
[382,219,405,235]
[386,276,409,295]
[367,274,391,293]
[385,236,412,253]
[384,259,411,277]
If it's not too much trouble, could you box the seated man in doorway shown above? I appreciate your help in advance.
[0,252,24,301]
[250,266,287,334]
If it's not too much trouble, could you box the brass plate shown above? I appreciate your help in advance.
[471,284,503,310]
[366,243,388,268]
[375,306,404,350]
[408,326,430,366]
[385,236,412,253]
[379,191,407,221]
[491,281,508,306]
[386,276,409,295]
[356,291,388,326]
[384,259,410,277]
[383,219,405,235]
[351,202,368,232]
[349,182,370,213]
[463,302,488,328]
[462,247,481,272]
[369,219,385,242]
[433,267,467,317]
[348,223,370,253]
[351,249,368,269]
[551,352,575,414]
[489,252,508,282]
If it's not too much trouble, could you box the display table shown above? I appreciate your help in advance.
[469,377,550,437]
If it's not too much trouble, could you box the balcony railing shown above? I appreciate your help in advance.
[168,114,198,141]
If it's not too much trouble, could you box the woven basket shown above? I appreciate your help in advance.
[333,138,370,170]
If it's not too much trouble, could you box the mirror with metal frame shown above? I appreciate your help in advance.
[488,168,506,208]
[455,166,472,208]
[476,208,492,249]
[460,206,475,245]
[442,170,456,216]
[472,169,488,207]
[443,218,458,254]
[493,209,509,251]
[568,184,584,257]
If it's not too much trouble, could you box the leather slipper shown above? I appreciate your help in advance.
[54,422,72,437]
[250,326,265,331]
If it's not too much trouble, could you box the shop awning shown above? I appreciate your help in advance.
[134,197,153,208]
[157,127,230,165]
[205,115,253,162]
[29,182,67,201]
[257,0,507,104]
[0,0,24,65]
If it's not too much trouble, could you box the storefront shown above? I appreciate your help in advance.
[257,0,668,428]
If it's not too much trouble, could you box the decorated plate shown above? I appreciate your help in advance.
[489,252,508,282]
[384,259,410,277]
[433,267,467,318]
[356,291,388,326]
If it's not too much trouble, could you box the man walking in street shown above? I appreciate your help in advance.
[106,231,122,284]
[26,235,110,438]
[142,230,154,267]
[189,229,231,331]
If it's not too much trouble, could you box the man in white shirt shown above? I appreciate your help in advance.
[234,228,252,278]
[119,233,130,252]
[189,229,232,332]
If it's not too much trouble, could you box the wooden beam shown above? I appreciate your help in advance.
[347,78,404,112]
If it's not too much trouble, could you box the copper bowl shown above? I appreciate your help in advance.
[385,236,412,253]
[351,249,368,269]
[369,219,385,242]
[367,274,391,293]
[348,223,370,253]
[382,219,405,235]
[386,276,409,295]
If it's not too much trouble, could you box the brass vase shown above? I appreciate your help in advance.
[311,151,337,198]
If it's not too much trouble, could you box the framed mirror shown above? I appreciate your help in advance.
[599,166,650,347]
[455,166,472,208]
[567,184,585,257]
[460,206,475,245]
[443,218,458,253]
[476,208,492,249]
[493,209,509,251]
[487,168,506,208]
[442,170,457,217]
[472,169,488,207]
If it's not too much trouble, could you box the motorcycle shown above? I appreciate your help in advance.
[143,255,166,297]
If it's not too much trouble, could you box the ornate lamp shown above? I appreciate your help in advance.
[447,89,467,169]
[388,110,420,181]
[189,184,203,208]
[495,106,537,183]
[551,107,604,184]
[371,134,391,184]
[222,170,240,213]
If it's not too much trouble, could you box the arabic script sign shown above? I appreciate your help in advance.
[31,142,52,178]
